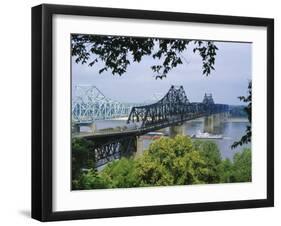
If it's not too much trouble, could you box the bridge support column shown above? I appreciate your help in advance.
[90,123,97,133]
[135,137,144,157]
[204,116,214,134]
[204,113,225,134]
[170,123,186,138]
[222,112,229,122]
[213,114,221,127]
[72,124,80,133]
[213,114,222,134]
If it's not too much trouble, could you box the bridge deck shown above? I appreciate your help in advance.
[74,113,209,140]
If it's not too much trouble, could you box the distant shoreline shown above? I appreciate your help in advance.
[84,116,249,123]
[227,117,249,123]
[189,117,248,123]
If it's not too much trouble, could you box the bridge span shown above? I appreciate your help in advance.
[73,85,229,167]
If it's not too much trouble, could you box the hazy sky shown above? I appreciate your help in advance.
[72,40,251,105]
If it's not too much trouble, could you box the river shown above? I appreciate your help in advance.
[175,119,250,159]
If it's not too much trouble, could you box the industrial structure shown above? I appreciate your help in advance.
[72,85,229,167]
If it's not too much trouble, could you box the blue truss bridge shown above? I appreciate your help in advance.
[72,85,229,167]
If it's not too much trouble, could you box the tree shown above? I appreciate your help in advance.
[71,35,218,79]
[136,136,209,186]
[220,158,234,183]
[100,158,140,188]
[232,81,252,148]
[72,138,95,180]
[72,137,252,190]
[72,169,109,190]
[220,148,252,183]
[193,140,223,183]
[231,148,252,182]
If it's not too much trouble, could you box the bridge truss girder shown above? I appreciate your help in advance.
[86,135,137,167]
[72,85,139,122]
[127,86,229,128]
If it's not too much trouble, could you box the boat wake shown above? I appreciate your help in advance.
[191,130,223,139]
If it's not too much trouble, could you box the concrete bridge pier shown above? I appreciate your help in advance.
[203,116,214,134]
[214,113,221,125]
[135,136,144,157]
[204,113,224,134]
[213,114,223,134]
[169,123,186,138]
[89,123,97,133]
[72,123,97,133]
[222,112,229,122]
[72,124,80,133]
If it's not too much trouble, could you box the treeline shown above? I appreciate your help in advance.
[228,105,248,118]
[72,136,251,190]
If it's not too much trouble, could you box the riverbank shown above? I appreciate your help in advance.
[189,117,248,123]
[227,117,249,123]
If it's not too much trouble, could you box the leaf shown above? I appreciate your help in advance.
[98,67,108,74]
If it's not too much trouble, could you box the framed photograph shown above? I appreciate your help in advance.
[32,4,274,221]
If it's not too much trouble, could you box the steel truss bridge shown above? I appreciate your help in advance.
[72,85,141,123]
[75,85,229,167]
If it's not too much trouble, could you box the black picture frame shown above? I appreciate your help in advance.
[32,4,274,222]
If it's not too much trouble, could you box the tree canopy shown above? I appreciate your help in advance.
[71,35,218,79]
[232,81,252,148]
[72,136,252,190]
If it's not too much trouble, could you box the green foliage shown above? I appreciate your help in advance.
[136,136,209,186]
[72,138,95,180]
[71,35,218,79]
[220,158,234,183]
[231,148,252,182]
[72,136,252,190]
[220,148,252,183]
[136,152,174,186]
[100,158,140,188]
[232,81,252,148]
[193,140,222,183]
[72,169,109,190]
